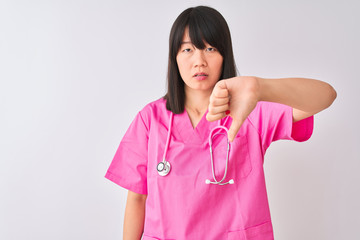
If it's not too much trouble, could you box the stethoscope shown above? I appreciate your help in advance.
[156,111,235,185]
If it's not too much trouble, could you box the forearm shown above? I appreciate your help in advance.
[123,192,147,240]
[257,77,337,114]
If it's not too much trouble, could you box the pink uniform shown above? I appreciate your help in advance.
[105,97,314,240]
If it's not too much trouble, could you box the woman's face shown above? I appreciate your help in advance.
[176,27,223,94]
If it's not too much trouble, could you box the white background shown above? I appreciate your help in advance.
[1,0,359,239]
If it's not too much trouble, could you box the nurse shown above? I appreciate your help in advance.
[105,6,337,240]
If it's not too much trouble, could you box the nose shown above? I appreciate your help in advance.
[193,49,207,68]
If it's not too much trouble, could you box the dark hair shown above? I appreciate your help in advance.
[163,6,237,114]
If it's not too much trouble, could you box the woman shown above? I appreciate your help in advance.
[105,6,336,240]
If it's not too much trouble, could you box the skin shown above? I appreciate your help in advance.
[206,76,337,141]
[175,28,337,142]
[176,27,224,100]
[123,191,147,240]
[176,27,224,129]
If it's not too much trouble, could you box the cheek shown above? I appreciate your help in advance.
[176,56,182,70]
[214,57,224,75]
[176,56,189,74]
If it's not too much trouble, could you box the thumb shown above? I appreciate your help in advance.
[216,79,228,91]
[228,118,243,142]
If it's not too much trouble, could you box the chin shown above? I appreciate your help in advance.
[190,85,215,92]
[184,79,217,91]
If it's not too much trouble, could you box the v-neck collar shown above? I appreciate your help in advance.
[173,108,220,144]
[185,108,208,130]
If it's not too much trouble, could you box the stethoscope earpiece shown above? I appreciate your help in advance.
[205,179,235,185]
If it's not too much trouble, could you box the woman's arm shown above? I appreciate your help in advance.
[207,76,337,141]
[257,77,337,122]
[123,190,147,240]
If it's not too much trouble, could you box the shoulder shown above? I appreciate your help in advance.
[139,97,167,116]
[138,97,168,127]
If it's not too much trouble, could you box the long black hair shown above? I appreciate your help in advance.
[163,6,237,114]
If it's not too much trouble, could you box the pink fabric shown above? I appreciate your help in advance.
[105,98,314,240]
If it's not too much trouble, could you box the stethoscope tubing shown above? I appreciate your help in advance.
[208,127,231,184]
[157,111,174,176]
[157,111,234,185]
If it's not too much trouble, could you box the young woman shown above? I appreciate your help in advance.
[105,6,336,240]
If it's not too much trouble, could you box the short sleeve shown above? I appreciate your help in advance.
[105,110,149,195]
[248,101,314,152]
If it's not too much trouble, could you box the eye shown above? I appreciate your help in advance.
[206,47,216,52]
[182,48,192,53]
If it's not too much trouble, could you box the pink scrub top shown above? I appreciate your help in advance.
[105,97,314,240]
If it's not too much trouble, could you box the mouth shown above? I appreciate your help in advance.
[193,72,209,80]
[193,72,208,77]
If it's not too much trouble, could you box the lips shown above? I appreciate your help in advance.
[193,72,208,80]
[193,72,208,77]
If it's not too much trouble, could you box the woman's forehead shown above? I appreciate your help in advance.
[182,27,190,41]
[181,27,209,46]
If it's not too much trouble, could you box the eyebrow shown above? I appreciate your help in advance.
[181,41,192,44]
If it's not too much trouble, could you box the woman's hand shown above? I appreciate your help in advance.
[206,76,260,142]
[206,75,337,142]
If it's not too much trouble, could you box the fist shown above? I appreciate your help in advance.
[206,76,260,142]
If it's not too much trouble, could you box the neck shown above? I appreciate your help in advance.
[184,87,212,115]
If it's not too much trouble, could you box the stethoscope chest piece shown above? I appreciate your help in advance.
[157,160,171,176]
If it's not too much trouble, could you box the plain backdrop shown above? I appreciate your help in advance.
[1,0,359,239]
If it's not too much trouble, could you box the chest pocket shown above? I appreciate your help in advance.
[227,221,273,240]
[228,135,253,179]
